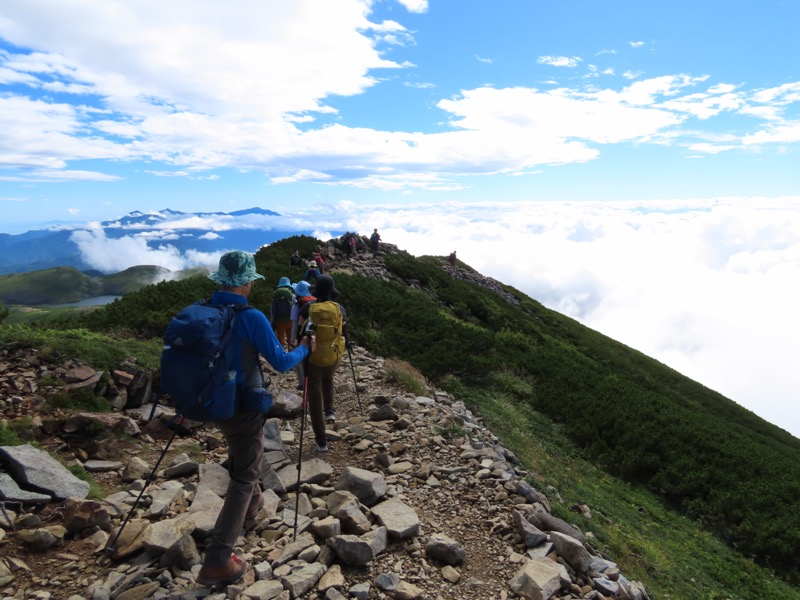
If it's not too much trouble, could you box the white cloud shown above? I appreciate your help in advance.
[396,0,428,13]
[336,197,800,438]
[538,56,582,68]
[69,228,222,272]
[0,1,798,191]
[629,41,645,48]
[475,55,493,64]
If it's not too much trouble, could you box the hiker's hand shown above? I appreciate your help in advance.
[302,334,316,353]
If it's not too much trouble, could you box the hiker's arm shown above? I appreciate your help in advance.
[241,309,308,372]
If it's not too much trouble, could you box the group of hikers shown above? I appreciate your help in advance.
[288,228,383,272]
[132,227,465,587]
[190,247,354,586]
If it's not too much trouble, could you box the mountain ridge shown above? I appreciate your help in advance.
[0,235,798,597]
[0,207,313,276]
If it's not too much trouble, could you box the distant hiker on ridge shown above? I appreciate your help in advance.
[289,250,301,267]
[312,250,326,274]
[270,276,295,351]
[448,250,457,267]
[370,228,381,257]
[303,260,321,287]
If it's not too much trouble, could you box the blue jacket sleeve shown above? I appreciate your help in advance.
[239,307,308,372]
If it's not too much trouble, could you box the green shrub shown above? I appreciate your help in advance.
[46,389,112,414]
[0,421,24,446]
[0,325,161,373]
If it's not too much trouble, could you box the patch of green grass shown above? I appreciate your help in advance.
[45,389,112,414]
[66,463,104,500]
[383,358,429,396]
[3,417,38,443]
[173,440,204,461]
[0,324,162,373]
[434,417,467,440]
[0,420,25,446]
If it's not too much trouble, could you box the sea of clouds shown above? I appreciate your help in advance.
[69,197,800,439]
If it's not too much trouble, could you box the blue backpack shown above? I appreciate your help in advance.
[160,301,252,422]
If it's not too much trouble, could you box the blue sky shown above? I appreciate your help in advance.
[1,1,800,437]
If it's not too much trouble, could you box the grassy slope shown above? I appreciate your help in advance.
[4,235,798,598]
[0,265,203,306]
[0,267,97,304]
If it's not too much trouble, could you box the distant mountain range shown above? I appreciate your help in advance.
[0,207,317,275]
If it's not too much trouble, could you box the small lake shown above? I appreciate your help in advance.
[50,295,122,308]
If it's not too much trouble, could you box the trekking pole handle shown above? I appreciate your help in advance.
[300,329,316,354]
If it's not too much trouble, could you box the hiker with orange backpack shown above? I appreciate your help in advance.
[298,274,348,452]
[270,277,295,350]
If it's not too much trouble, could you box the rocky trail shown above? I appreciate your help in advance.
[0,244,651,600]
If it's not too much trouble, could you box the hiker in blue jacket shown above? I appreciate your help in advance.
[197,250,314,587]
[303,260,321,286]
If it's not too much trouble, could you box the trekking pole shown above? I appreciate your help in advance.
[346,345,364,415]
[102,415,187,563]
[293,339,311,540]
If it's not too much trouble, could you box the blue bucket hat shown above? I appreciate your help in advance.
[292,280,312,297]
[208,251,264,287]
[278,276,292,288]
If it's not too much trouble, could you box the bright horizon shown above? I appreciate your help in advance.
[1,1,799,437]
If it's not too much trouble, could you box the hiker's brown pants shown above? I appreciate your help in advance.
[306,361,339,443]
[202,410,266,567]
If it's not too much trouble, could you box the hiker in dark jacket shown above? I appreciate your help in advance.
[303,260,321,285]
[369,228,381,257]
[298,274,348,453]
[197,251,314,587]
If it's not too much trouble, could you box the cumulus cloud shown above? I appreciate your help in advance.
[69,228,223,272]
[1,2,799,189]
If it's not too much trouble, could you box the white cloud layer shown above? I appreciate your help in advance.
[64,198,800,438]
[342,197,800,438]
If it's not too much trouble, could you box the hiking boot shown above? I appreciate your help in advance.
[243,491,264,530]
[325,409,336,423]
[315,439,328,453]
[196,554,247,586]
